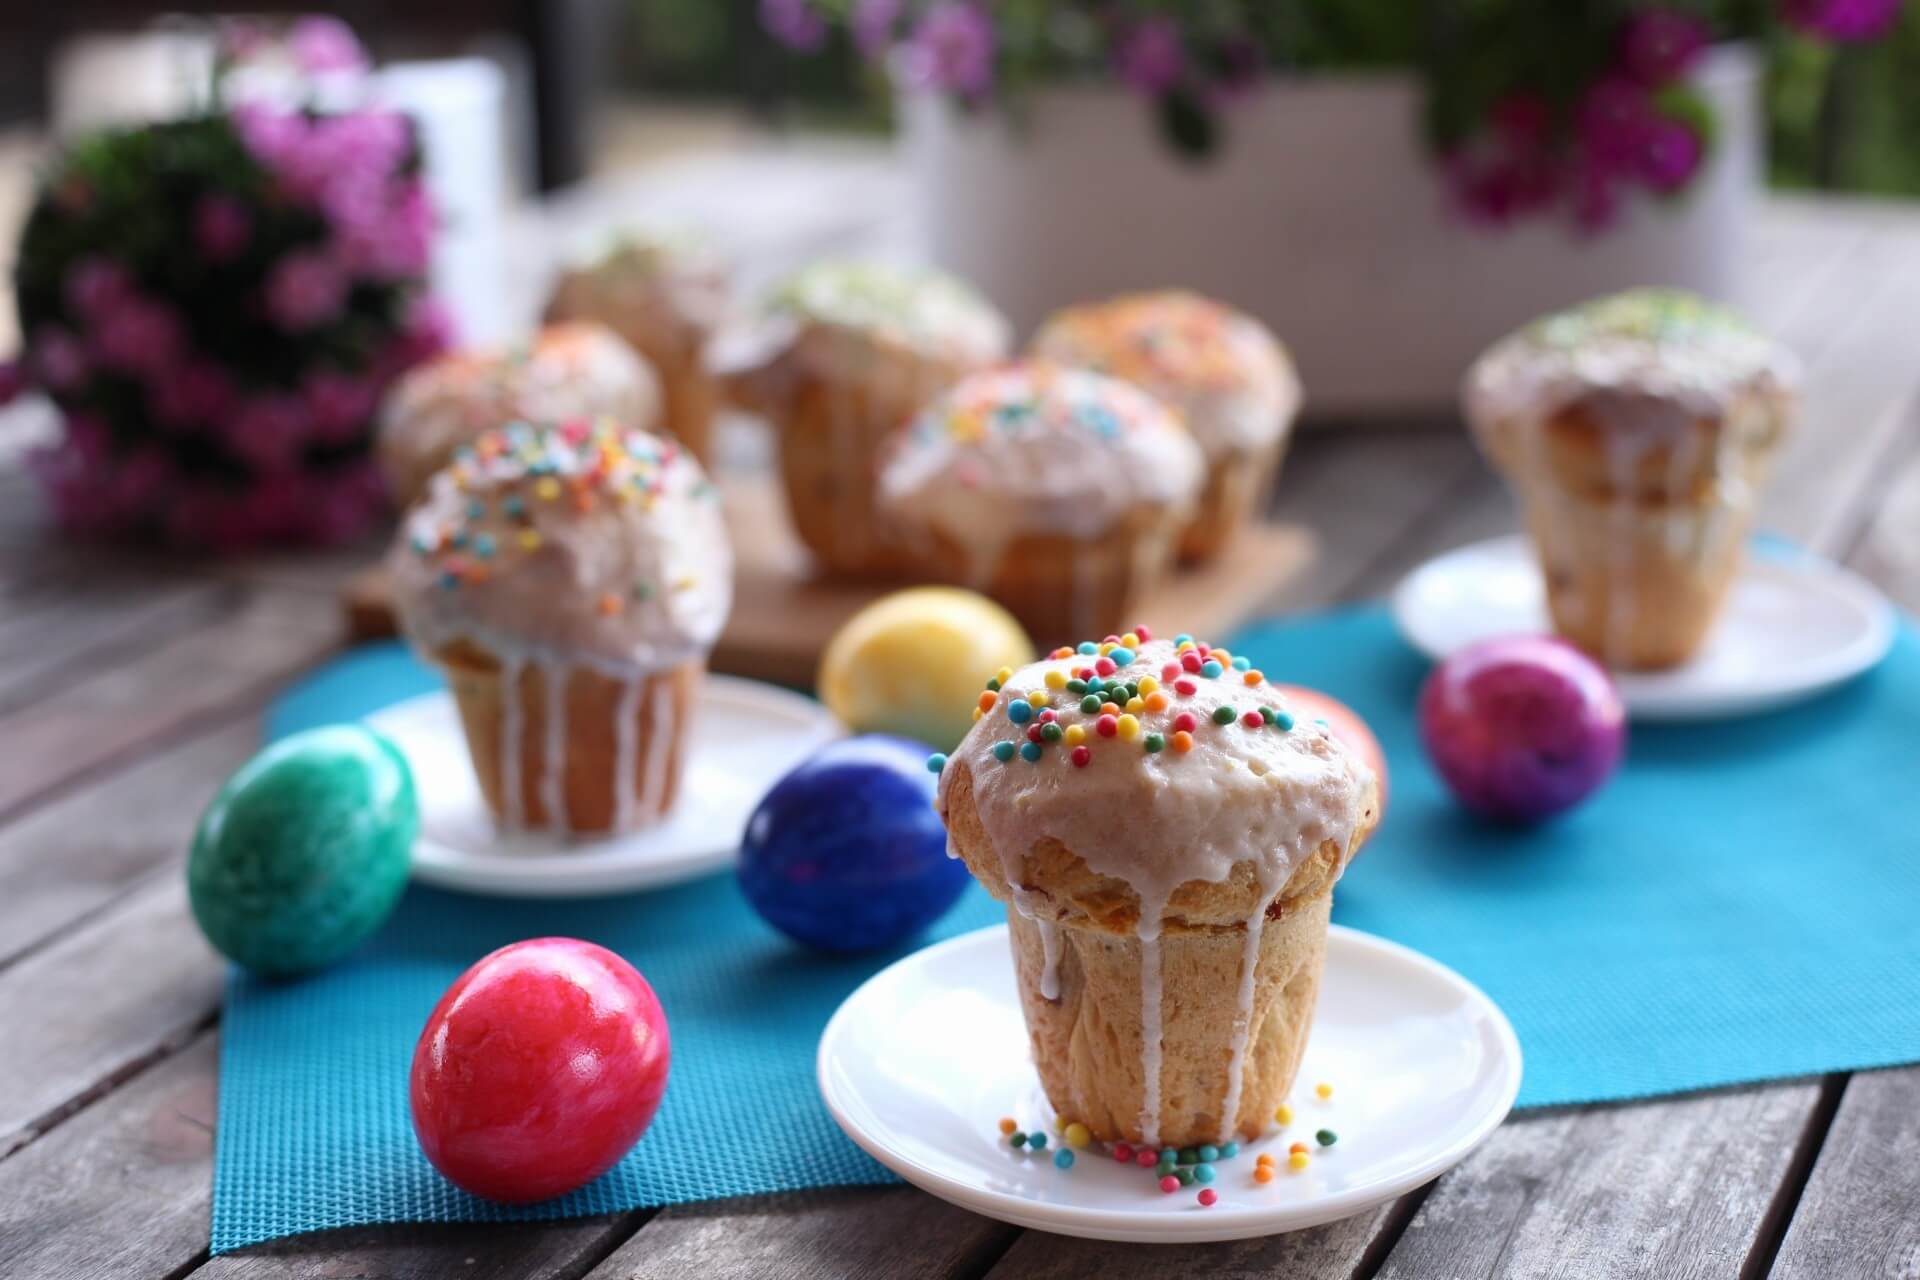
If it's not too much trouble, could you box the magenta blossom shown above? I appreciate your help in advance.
[288,16,369,75]
[64,258,132,317]
[304,461,387,544]
[1638,118,1707,192]
[195,195,253,263]
[1115,18,1185,96]
[1576,78,1656,172]
[304,370,379,444]
[151,361,237,431]
[761,0,829,51]
[90,297,185,378]
[1780,0,1903,41]
[225,394,311,472]
[905,3,996,100]
[231,102,307,170]
[265,250,349,331]
[32,327,90,391]
[0,360,22,407]
[1619,10,1710,84]
[852,0,904,58]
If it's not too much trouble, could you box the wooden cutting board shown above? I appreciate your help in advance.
[345,475,1316,687]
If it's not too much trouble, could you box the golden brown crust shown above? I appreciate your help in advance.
[1178,438,1286,563]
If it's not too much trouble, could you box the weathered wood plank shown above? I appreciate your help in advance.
[1770,1068,1920,1280]
[1374,1081,1821,1280]
[0,877,224,1156]
[587,1188,1018,1280]
[0,586,339,821]
[0,579,231,714]
[199,1215,649,1280]
[0,1031,216,1280]
[0,719,259,971]
[985,1198,1408,1279]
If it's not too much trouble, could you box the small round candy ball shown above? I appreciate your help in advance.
[1418,635,1626,823]
[739,735,970,951]
[187,725,417,976]
[1271,684,1391,817]
[818,588,1035,751]
[410,938,671,1203]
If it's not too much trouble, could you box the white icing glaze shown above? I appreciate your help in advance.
[377,324,661,502]
[499,656,525,829]
[612,674,644,831]
[639,675,677,816]
[1030,292,1301,456]
[878,362,1205,551]
[763,259,1009,379]
[540,657,568,834]
[939,637,1374,1145]
[389,421,732,675]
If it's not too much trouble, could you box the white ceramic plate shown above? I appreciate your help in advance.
[1391,535,1896,722]
[818,924,1521,1244]
[365,676,842,898]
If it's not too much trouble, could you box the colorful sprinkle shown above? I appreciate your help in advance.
[1181,651,1204,673]
[1212,705,1237,725]
[992,741,1016,763]
[1198,1145,1219,1162]
[1289,1151,1310,1171]
[998,1117,1017,1135]
[1028,1132,1047,1151]
[1117,713,1142,741]
[1144,733,1165,754]
[978,691,997,712]
[1135,624,1153,641]
[1275,711,1295,731]
[1135,1148,1158,1168]
[1171,730,1194,753]
[1054,1149,1075,1169]
[1231,655,1251,670]
[1107,647,1135,665]
[1254,1164,1275,1184]
[926,753,947,775]
[1194,1163,1216,1183]
[1289,1142,1310,1155]
[1064,724,1088,747]
[1007,699,1033,725]
[1174,678,1198,696]
[1010,1132,1027,1149]
[1276,1104,1293,1125]
[1077,641,1098,655]
[1080,694,1102,714]
[1114,1143,1134,1163]
[1028,691,1050,708]
[1316,1082,1333,1100]
[1041,722,1064,742]
[1044,670,1067,690]
[1159,1174,1180,1194]
[1201,660,1225,678]
[1316,1129,1338,1147]
[1019,741,1043,762]
[1221,1142,1240,1158]
[1095,714,1119,738]
[1064,1122,1091,1148]
[1175,1167,1195,1186]
[1197,1188,1218,1207]
[1242,710,1265,728]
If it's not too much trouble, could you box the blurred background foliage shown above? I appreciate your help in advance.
[620,0,1920,195]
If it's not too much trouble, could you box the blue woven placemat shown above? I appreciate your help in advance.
[214,606,1920,1252]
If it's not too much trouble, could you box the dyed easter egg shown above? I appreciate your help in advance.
[410,938,671,1203]
[1271,683,1391,816]
[818,588,1035,751]
[739,734,970,951]
[1418,635,1626,823]
[187,725,417,976]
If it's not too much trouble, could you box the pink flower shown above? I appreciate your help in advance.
[218,18,272,63]
[64,257,132,317]
[195,196,253,263]
[288,16,368,75]
[225,394,312,472]
[1576,78,1656,173]
[304,461,388,544]
[231,102,307,170]
[904,3,995,101]
[1619,10,1710,84]
[1490,94,1554,148]
[0,360,22,406]
[337,180,434,279]
[1638,118,1707,192]
[1115,19,1185,96]
[150,361,236,431]
[760,0,829,51]
[110,447,176,511]
[29,327,88,391]
[304,370,378,444]
[1571,166,1625,234]
[89,296,186,378]
[265,250,348,331]
[1780,0,1903,42]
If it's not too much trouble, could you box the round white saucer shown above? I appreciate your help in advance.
[817,924,1521,1244]
[1391,535,1896,721]
[365,675,842,898]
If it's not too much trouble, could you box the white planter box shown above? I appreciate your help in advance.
[902,48,1760,415]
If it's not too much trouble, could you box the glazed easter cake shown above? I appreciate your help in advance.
[377,324,661,507]
[546,228,732,464]
[724,259,1011,577]
[388,418,731,836]
[878,361,1203,644]
[930,627,1379,1148]
[1031,291,1301,563]
[1465,288,1800,669]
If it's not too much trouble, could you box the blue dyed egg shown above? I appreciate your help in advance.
[187,725,417,976]
[738,734,969,952]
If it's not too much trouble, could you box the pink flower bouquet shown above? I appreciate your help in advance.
[6,84,446,550]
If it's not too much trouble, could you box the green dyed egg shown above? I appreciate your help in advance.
[188,725,417,977]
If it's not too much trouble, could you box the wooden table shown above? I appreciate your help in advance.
[3,174,1919,1278]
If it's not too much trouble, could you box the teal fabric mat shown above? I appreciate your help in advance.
[215,608,1920,1251]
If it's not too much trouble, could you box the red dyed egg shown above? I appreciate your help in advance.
[1271,684,1391,817]
[410,937,671,1202]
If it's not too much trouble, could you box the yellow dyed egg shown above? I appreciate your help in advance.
[818,588,1035,751]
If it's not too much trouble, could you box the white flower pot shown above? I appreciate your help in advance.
[902,47,1760,415]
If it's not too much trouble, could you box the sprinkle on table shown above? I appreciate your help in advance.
[1316,1082,1334,1100]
